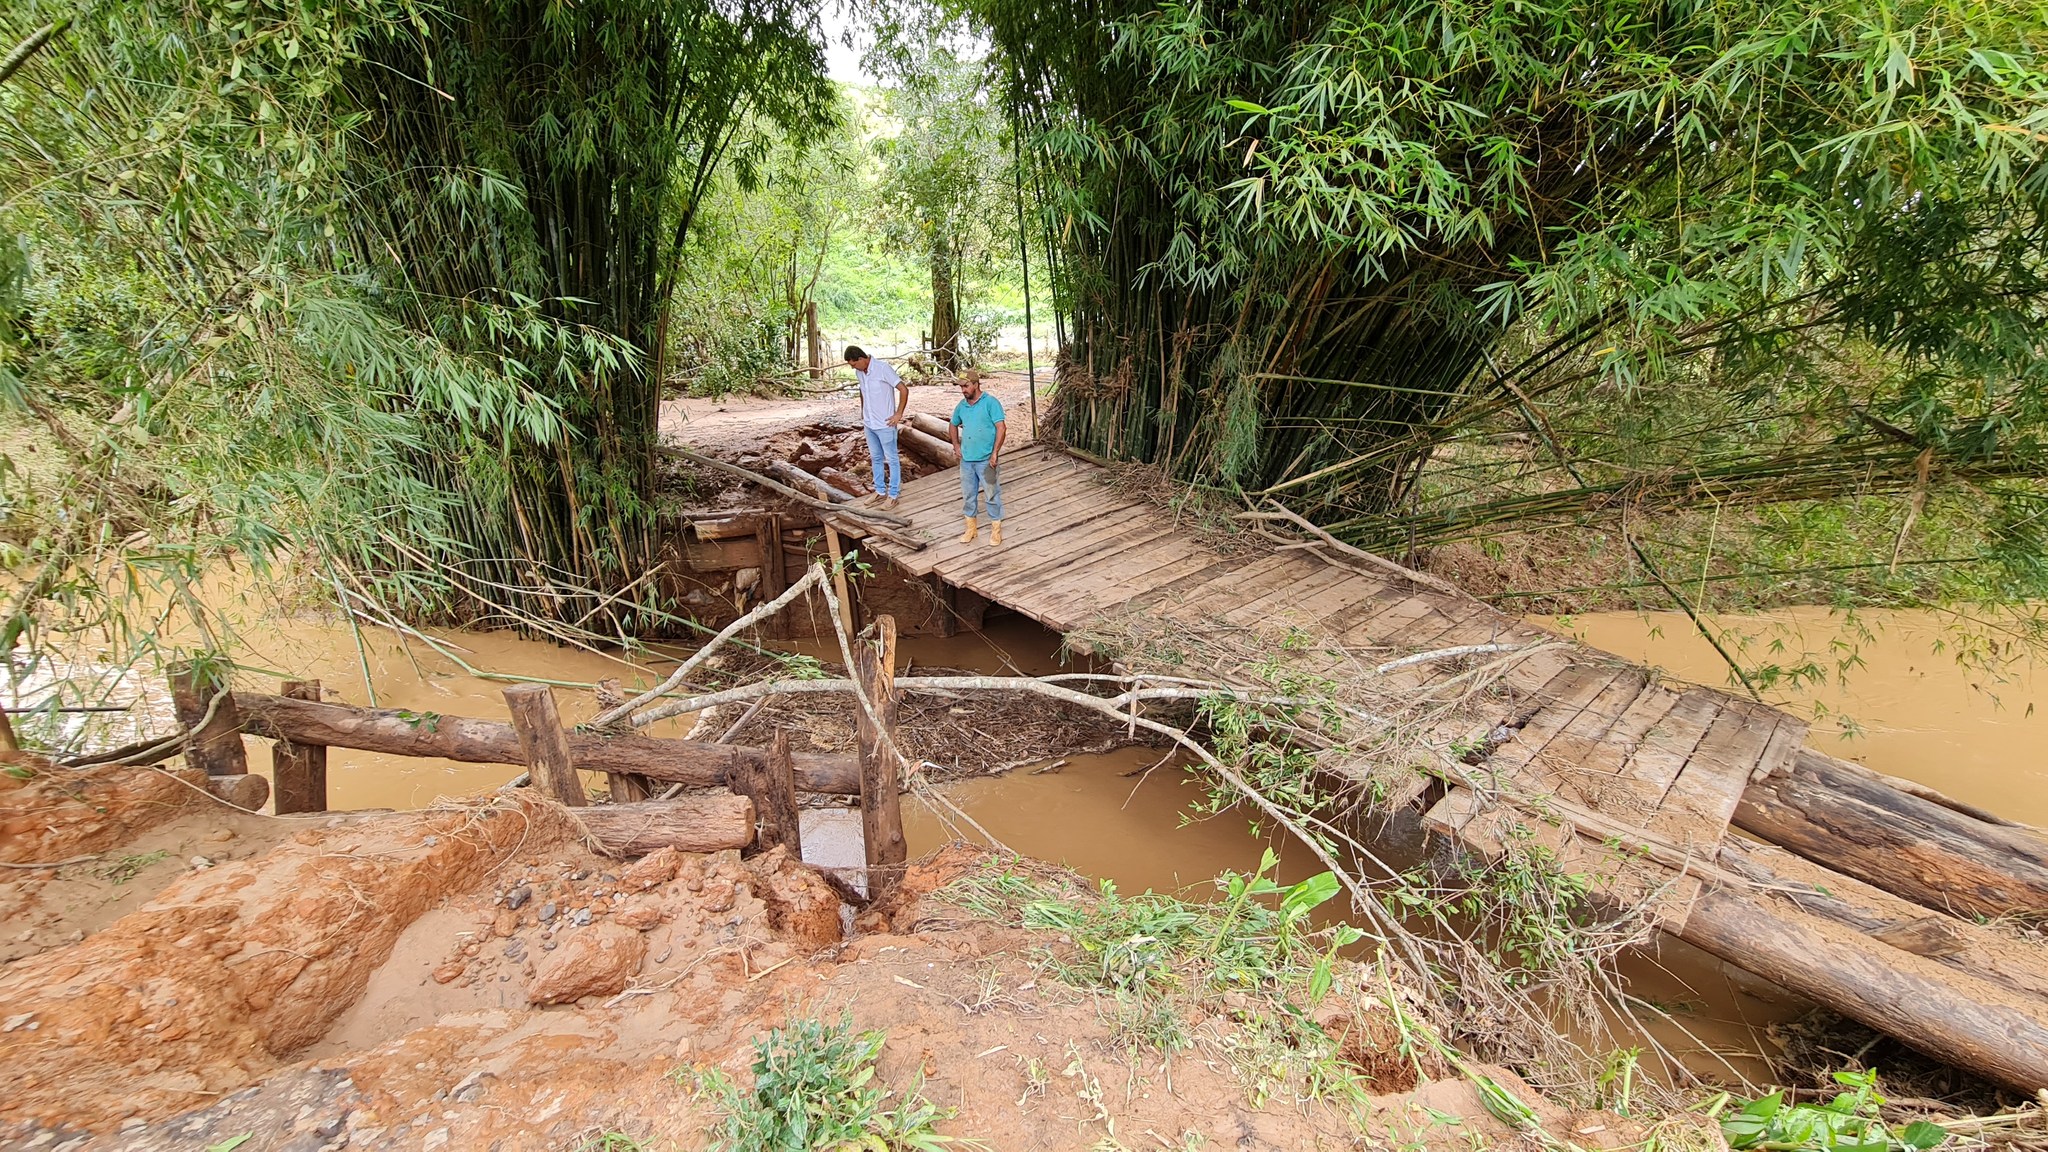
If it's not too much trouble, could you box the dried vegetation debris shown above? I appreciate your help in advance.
[698,655,1161,777]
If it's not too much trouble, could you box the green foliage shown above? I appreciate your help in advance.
[685,1014,976,1151]
[974,0,2048,564]
[98,851,171,886]
[870,48,1019,367]
[1720,1073,1950,1152]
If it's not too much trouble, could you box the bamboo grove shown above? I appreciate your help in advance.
[977,0,2048,543]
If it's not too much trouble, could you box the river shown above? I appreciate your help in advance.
[78,600,2041,1085]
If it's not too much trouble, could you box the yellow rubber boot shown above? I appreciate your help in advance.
[989,520,1003,546]
[958,517,978,544]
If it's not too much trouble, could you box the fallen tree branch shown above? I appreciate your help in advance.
[594,565,830,727]
[1375,643,1528,675]
[1237,500,1468,599]
[661,445,912,527]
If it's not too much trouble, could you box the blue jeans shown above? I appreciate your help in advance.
[864,426,902,498]
[960,458,1003,520]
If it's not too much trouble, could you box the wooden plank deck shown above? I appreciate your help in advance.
[857,442,1812,930]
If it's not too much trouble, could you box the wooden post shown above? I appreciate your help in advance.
[169,662,248,776]
[0,710,16,753]
[854,615,908,893]
[756,513,787,639]
[271,679,327,814]
[806,301,823,381]
[733,730,803,857]
[502,683,585,806]
[823,524,857,640]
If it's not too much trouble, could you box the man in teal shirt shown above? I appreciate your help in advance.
[948,371,1007,546]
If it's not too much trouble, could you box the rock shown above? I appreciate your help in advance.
[570,908,592,927]
[431,963,466,985]
[613,904,663,931]
[744,846,844,952]
[537,901,558,923]
[492,910,519,938]
[502,940,526,961]
[504,885,532,910]
[525,924,646,1005]
[620,847,682,891]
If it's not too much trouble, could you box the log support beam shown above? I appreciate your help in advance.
[855,615,908,894]
[503,684,585,807]
[271,679,327,814]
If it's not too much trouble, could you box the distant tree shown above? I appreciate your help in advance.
[873,48,1014,369]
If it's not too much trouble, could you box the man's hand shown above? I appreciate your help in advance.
[885,415,902,428]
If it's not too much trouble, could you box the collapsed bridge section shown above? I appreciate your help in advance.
[854,440,2048,1092]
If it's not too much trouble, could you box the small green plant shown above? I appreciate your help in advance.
[685,1014,979,1151]
[772,652,829,681]
[575,1132,653,1152]
[98,850,170,885]
[395,709,441,733]
[1718,1072,1949,1152]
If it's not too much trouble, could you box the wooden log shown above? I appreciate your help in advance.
[1677,884,2048,1092]
[205,772,270,811]
[733,730,802,857]
[502,684,585,807]
[855,615,908,892]
[270,679,327,814]
[693,514,765,541]
[824,525,857,639]
[906,412,953,442]
[574,796,755,857]
[820,465,870,497]
[1718,838,2048,1002]
[235,692,863,793]
[766,459,855,503]
[1734,748,2048,918]
[899,423,960,468]
[169,663,248,776]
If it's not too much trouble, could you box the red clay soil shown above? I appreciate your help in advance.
[0,761,1630,1152]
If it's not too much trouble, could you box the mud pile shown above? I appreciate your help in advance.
[1,758,1619,1151]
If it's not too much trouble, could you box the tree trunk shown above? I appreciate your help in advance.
[1734,749,2048,918]
[235,692,862,793]
[931,237,959,371]
[573,795,754,856]
[1676,884,2048,1093]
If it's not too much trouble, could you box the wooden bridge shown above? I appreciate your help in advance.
[854,440,2048,1091]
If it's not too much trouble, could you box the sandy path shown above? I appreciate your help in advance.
[659,369,1042,449]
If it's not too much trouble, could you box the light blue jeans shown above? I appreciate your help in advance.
[864,426,902,498]
[960,458,1003,520]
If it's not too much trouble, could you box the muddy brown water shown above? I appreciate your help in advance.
[96,602,2043,1087]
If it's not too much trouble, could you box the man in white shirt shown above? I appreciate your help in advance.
[846,345,908,509]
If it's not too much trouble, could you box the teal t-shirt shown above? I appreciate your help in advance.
[950,394,1005,462]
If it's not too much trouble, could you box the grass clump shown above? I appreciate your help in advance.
[685,1014,978,1151]
[940,853,1379,1105]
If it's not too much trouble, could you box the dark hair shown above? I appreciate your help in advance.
[844,345,866,362]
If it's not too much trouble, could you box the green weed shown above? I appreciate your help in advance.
[98,850,170,885]
[1717,1072,1949,1152]
[684,1014,980,1152]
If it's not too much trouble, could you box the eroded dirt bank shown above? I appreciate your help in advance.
[0,756,1633,1152]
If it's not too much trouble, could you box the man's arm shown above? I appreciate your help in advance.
[991,420,1007,467]
[950,415,963,457]
[888,379,909,427]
